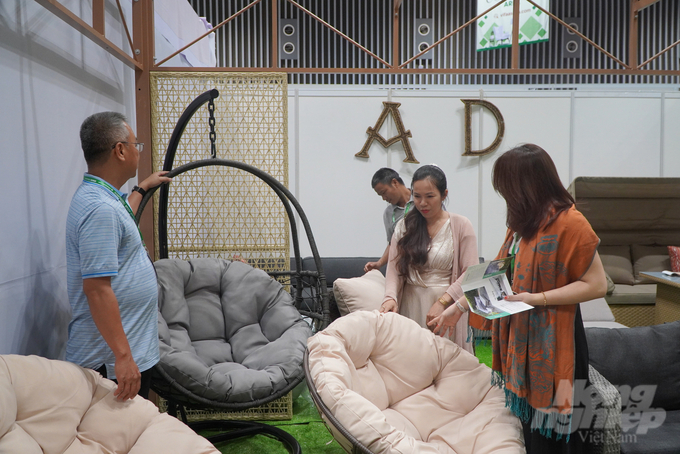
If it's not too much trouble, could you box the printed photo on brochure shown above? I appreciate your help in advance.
[461,257,533,320]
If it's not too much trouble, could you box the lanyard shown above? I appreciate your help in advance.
[392,201,412,224]
[83,175,144,242]
[509,233,520,284]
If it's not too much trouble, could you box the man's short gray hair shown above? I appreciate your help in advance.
[80,112,129,166]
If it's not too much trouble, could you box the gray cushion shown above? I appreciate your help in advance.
[154,258,312,403]
[620,410,680,454]
[599,245,634,285]
[631,244,671,284]
[586,321,680,411]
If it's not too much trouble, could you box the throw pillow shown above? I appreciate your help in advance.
[333,270,385,316]
[669,246,680,272]
[631,244,671,284]
[597,245,634,285]
[605,272,615,295]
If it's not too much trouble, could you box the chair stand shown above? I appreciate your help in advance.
[189,420,301,454]
[165,402,301,454]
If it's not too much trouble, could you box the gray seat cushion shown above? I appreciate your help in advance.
[620,410,680,454]
[154,258,312,403]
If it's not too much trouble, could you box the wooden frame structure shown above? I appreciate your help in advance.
[35,0,678,256]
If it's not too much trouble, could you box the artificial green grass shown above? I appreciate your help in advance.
[475,338,493,368]
[208,342,493,453]
[207,384,344,454]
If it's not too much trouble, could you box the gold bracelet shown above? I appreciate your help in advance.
[542,291,547,307]
[438,296,448,306]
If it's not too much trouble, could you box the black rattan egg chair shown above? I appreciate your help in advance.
[135,89,330,453]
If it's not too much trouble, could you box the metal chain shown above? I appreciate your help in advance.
[208,97,217,158]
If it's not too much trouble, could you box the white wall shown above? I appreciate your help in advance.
[0,0,136,356]
[287,86,680,262]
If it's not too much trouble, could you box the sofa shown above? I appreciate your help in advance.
[297,256,383,321]
[0,354,219,454]
[568,177,680,326]
[586,321,680,454]
[300,256,623,328]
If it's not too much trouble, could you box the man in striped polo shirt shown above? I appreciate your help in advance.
[66,112,170,400]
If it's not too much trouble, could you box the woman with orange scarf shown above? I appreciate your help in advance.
[429,144,607,453]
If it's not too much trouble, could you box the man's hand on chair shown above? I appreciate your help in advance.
[113,355,141,401]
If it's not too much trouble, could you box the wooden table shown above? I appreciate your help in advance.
[639,272,680,324]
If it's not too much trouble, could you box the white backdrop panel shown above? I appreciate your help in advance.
[391,93,480,247]
[296,93,396,258]
[0,0,135,356]
[572,95,662,178]
[663,95,680,177]
[478,94,572,261]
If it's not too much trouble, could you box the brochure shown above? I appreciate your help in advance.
[461,257,533,319]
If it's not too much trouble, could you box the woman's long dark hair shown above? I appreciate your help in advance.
[492,144,574,240]
[396,165,447,276]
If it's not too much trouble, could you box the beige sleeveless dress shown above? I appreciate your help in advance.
[397,218,474,354]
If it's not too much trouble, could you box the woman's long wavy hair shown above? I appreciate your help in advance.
[492,144,574,240]
[396,165,447,276]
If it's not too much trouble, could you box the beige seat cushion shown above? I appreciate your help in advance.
[333,269,385,316]
[0,355,220,454]
[307,311,524,454]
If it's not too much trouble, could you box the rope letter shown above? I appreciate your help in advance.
[356,102,419,164]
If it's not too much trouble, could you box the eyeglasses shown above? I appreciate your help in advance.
[112,142,144,152]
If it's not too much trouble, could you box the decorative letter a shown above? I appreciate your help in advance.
[355,102,419,164]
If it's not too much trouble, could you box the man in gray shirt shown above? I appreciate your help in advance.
[364,168,413,272]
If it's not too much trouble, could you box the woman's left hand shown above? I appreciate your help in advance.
[426,301,446,331]
[427,304,462,337]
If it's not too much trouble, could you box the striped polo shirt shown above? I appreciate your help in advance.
[65,174,159,378]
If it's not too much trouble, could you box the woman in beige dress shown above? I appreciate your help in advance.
[380,165,478,353]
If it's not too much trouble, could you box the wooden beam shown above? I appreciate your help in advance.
[35,0,141,70]
[151,66,680,76]
[155,0,264,67]
[92,0,104,35]
[630,0,639,69]
[633,0,662,13]
[271,0,279,68]
[285,0,392,68]
[511,0,520,69]
[133,0,155,258]
[400,0,504,68]
[393,0,400,66]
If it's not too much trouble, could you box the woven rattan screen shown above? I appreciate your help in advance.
[150,72,289,273]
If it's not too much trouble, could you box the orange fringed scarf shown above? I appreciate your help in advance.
[470,206,599,438]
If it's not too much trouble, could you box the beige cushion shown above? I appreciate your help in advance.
[333,270,385,316]
[307,311,525,454]
[0,355,220,454]
[632,244,671,284]
[0,424,42,454]
[598,245,634,285]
